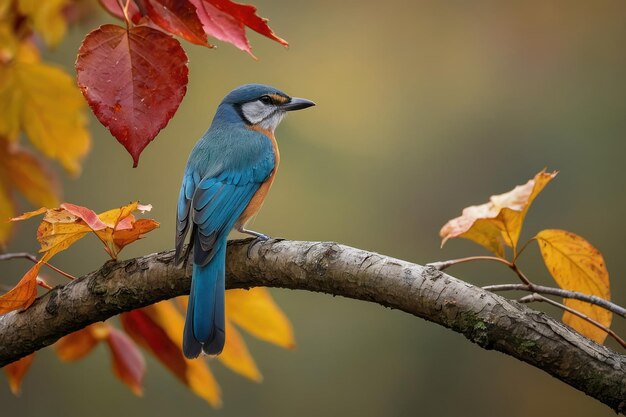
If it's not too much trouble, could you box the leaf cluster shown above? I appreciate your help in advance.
[440,170,614,345]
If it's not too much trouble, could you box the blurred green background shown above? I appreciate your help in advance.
[3,1,626,416]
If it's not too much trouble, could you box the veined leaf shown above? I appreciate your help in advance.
[226,288,295,349]
[76,24,188,167]
[536,229,611,344]
[190,0,287,57]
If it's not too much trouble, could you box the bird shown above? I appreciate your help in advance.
[175,84,315,358]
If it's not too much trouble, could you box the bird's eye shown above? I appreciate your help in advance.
[259,95,273,105]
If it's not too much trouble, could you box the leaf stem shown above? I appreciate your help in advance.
[483,283,626,318]
[116,0,132,28]
[0,252,76,280]
[519,293,626,349]
[513,238,534,263]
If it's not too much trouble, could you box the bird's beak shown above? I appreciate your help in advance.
[281,97,316,111]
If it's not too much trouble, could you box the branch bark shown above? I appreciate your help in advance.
[0,239,624,412]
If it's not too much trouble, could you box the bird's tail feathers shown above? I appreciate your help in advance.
[183,241,226,358]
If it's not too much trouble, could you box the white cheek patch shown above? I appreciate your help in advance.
[241,101,272,125]
[241,100,286,132]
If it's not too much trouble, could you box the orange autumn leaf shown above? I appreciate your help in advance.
[55,326,99,361]
[440,170,557,257]
[4,353,35,395]
[54,323,146,396]
[225,288,295,349]
[0,261,42,314]
[11,201,159,261]
[536,229,611,344]
[102,218,159,259]
[122,302,222,407]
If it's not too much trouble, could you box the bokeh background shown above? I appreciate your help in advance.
[3,1,626,416]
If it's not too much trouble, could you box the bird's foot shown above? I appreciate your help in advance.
[237,226,270,241]
[237,227,270,258]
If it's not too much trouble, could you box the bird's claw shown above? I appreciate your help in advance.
[247,235,269,258]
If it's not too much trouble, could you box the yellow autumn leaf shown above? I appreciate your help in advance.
[0,139,60,245]
[219,320,262,382]
[0,40,90,175]
[17,0,69,47]
[225,288,295,349]
[37,218,91,262]
[141,302,222,405]
[0,0,12,18]
[535,229,611,344]
[0,183,13,245]
[0,141,60,207]
[440,169,557,257]
[0,23,17,62]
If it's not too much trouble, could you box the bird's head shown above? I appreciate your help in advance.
[219,84,315,132]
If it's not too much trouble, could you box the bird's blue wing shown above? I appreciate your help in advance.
[191,168,265,266]
[176,143,275,265]
[175,169,201,262]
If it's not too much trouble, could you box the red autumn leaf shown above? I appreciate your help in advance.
[4,354,35,395]
[76,24,188,167]
[98,0,142,23]
[122,302,222,406]
[121,309,188,382]
[105,325,146,396]
[142,0,210,46]
[189,0,288,56]
[61,202,108,231]
[0,261,42,314]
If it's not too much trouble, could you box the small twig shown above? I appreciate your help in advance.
[427,255,513,271]
[519,293,626,349]
[0,252,76,280]
[484,283,626,318]
[0,252,37,262]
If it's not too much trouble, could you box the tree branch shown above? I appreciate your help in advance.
[0,239,624,412]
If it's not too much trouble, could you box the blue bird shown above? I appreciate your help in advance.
[175,84,315,358]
